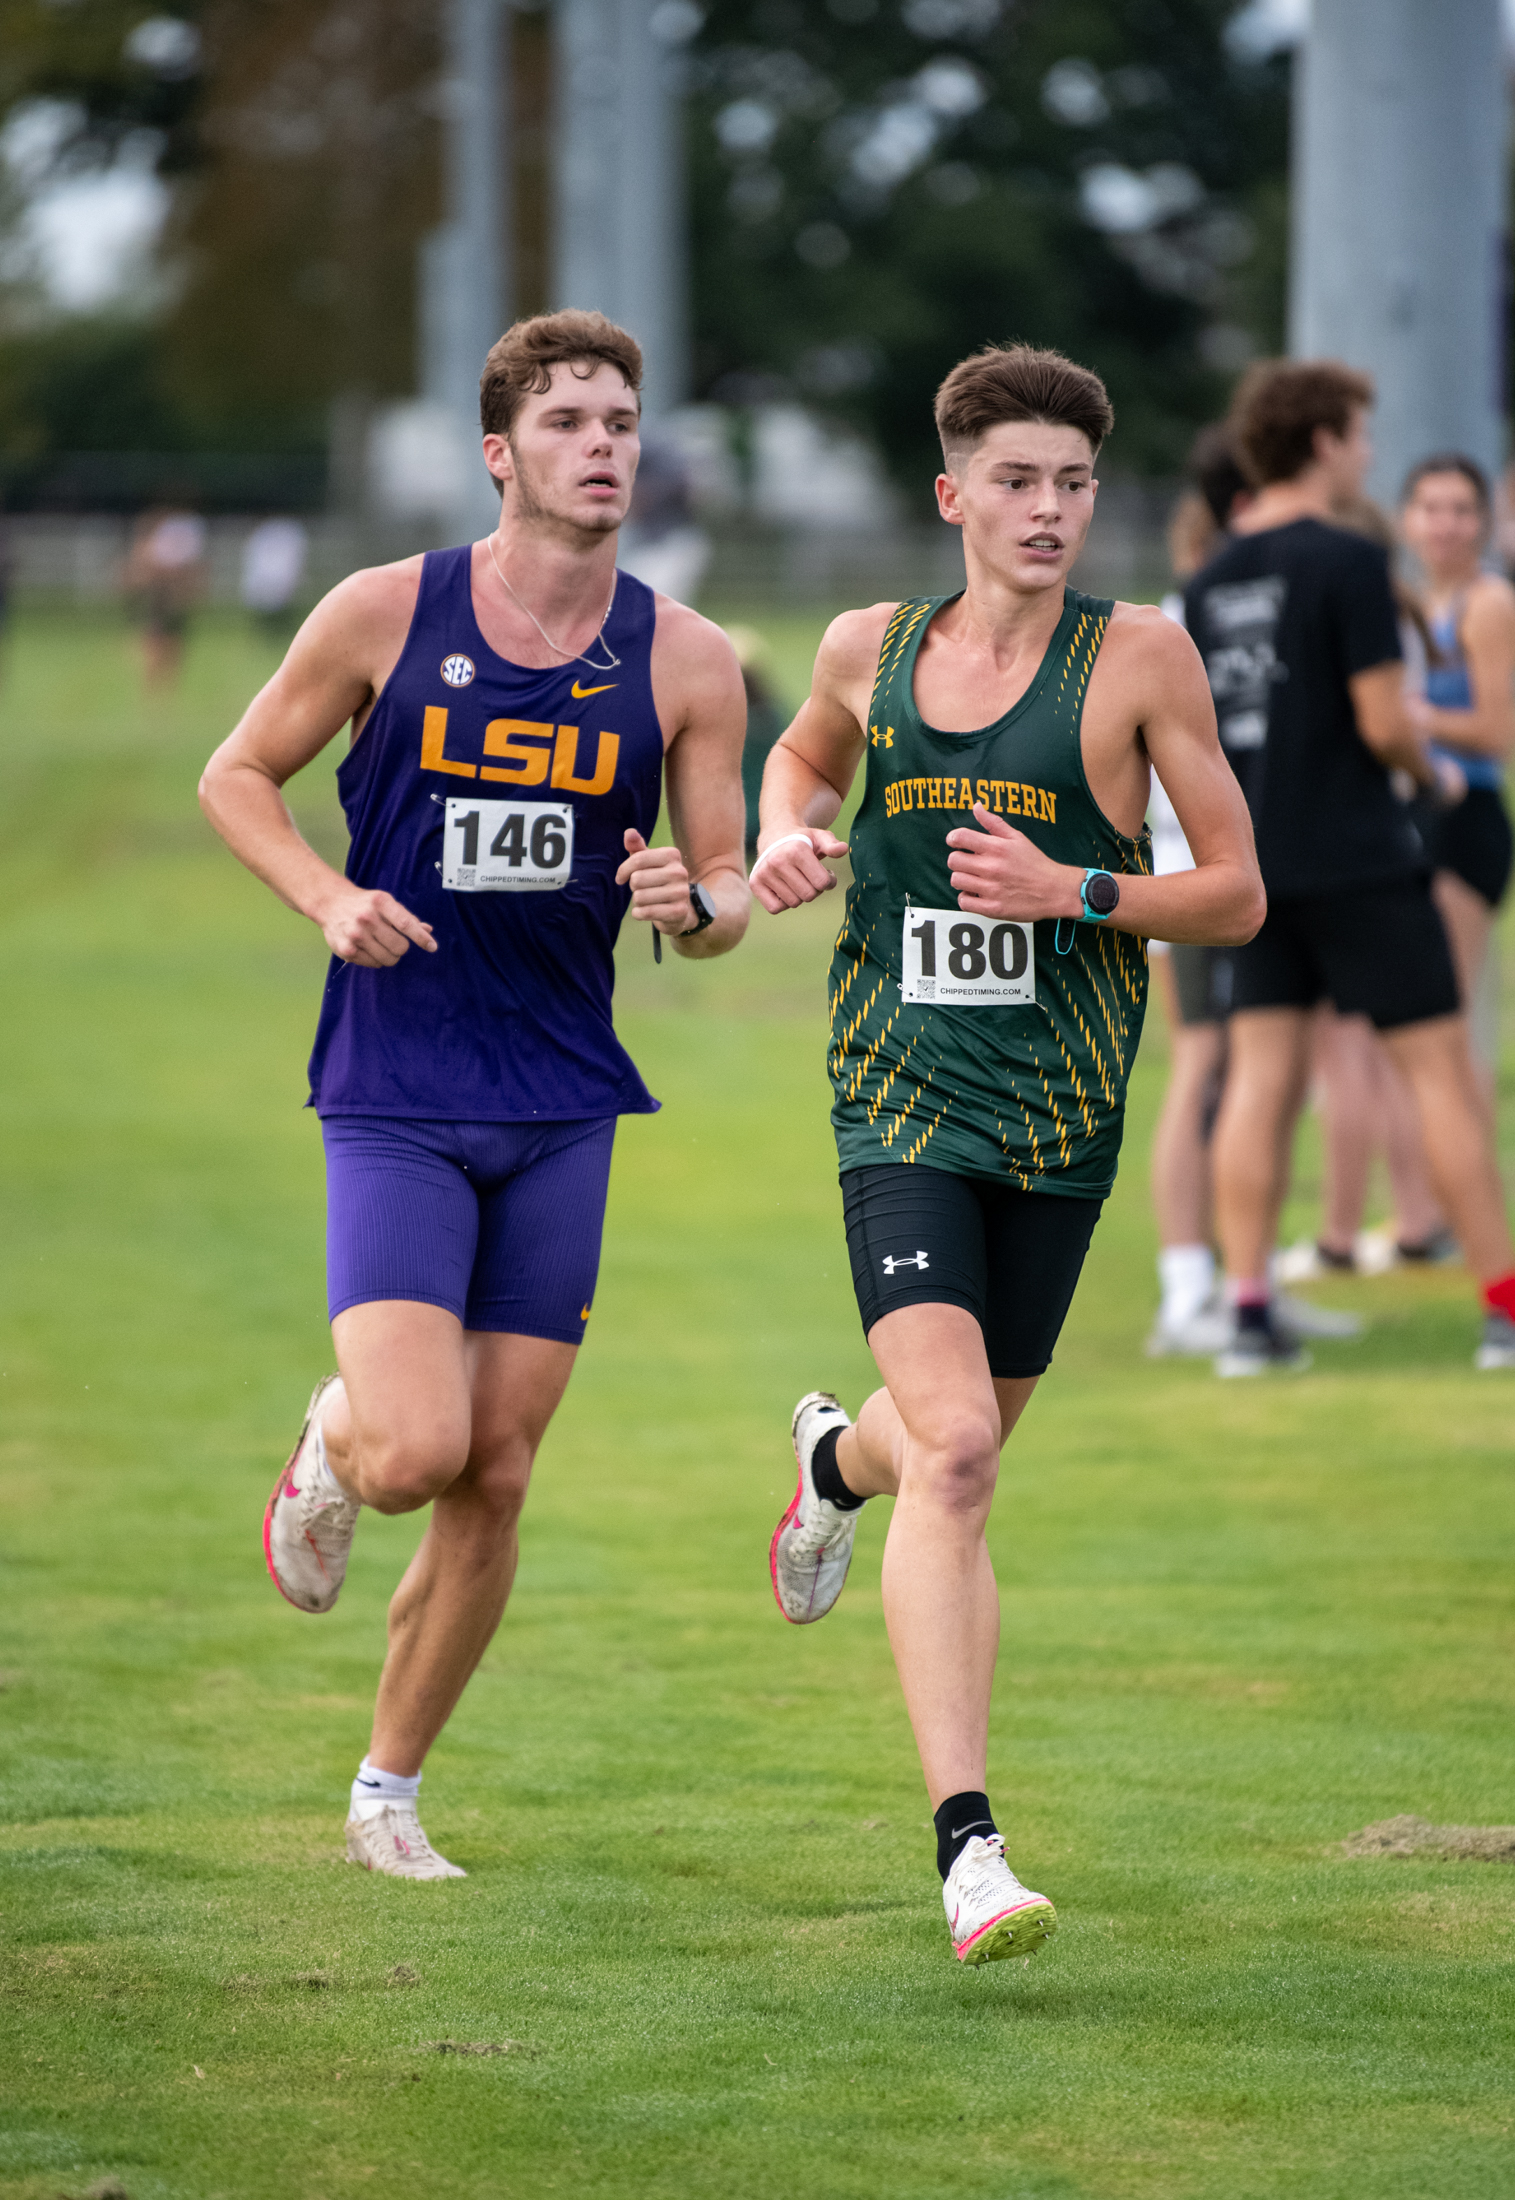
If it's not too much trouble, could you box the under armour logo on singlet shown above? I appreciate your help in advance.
[882,1250,929,1274]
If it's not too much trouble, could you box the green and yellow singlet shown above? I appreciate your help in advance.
[829,587,1151,1197]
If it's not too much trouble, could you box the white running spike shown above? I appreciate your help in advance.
[345,1804,466,1880]
[263,1375,360,1613]
[769,1390,859,1624]
[943,1834,1056,1965]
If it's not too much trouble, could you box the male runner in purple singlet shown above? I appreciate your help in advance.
[200,311,748,1876]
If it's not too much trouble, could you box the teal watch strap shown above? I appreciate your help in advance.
[1079,868,1119,920]
[1055,869,1119,953]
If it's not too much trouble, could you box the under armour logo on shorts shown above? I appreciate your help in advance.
[882,1250,929,1275]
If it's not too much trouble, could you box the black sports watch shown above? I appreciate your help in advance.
[682,882,718,935]
[1079,868,1120,921]
[653,881,718,962]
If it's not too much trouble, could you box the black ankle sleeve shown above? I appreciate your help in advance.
[933,1790,997,1881]
[809,1424,864,1512]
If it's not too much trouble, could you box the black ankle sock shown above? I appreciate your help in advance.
[810,1424,864,1512]
[933,1790,998,1882]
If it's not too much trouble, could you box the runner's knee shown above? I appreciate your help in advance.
[356,1431,469,1513]
[906,1415,999,1514]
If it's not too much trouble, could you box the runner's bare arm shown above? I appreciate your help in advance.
[751,606,891,912]
[618,600,750,958]
[199,562,437,969]
[1408,576,1515,760]
[946,607,1266,945]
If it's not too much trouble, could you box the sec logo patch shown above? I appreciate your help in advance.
[440,653,476,688]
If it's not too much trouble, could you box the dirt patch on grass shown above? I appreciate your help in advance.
[1343,1814,1515,1861]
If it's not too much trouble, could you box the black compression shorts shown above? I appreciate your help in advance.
[1228,874,1459,1031]
[1425,786,1514,909]
[841,1165,1102,1379]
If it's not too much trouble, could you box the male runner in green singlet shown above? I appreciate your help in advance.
[753,344,1264,1965]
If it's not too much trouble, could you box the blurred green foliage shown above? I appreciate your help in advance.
[685,0,1291,497]
[0,1,1290,489]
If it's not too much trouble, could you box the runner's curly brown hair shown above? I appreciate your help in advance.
[934,343,1114,466]
[479,310,643,437]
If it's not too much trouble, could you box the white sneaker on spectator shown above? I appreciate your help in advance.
[1145,1300,1233,1357]
[1474,1310,1515,1370]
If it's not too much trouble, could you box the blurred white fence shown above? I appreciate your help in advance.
[2,479,1175,614]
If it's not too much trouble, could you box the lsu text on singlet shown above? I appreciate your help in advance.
[307,545,663,1120]
[829,588,1150,1197]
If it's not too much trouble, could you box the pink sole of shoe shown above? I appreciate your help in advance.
[262,1374,339,1611]
[954,1898,1057,1965]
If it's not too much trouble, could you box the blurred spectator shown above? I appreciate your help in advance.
[1194,358,1515,1377]
[617,434,711,606]
[723,623,788,860]
[125,505,208,689]
[1146,425,1251,1354]
[1400,455,1515,1093]
[240,517,308,640]
[1277,489,1458,1279]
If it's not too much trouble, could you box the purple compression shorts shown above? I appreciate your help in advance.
[321,1114,617,1341]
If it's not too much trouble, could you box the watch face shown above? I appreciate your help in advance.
[691,883,717,926]
[1086,871,1119,916]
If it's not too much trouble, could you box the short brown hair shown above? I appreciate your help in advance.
[479,309,643,437]
[1229,359,1374,487]
[934,343,1114,465]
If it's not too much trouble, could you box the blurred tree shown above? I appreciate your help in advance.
[163,0,441,454]
[0,313,185,454]
[0,0,1293,496]
[0,0,440,463]
[0,0,204,181]
[684,0,1291,498]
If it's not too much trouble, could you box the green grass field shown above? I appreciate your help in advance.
[2,607,1513,2200]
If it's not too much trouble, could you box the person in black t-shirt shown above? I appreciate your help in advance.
[1187,358,1515,1374]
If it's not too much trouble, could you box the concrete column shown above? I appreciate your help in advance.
[421,0,510,529]
[551,0,688,418]
[1289,0,1507,503]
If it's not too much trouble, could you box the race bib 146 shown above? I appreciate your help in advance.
[900,905,1036,1006]
[443,798,574,892]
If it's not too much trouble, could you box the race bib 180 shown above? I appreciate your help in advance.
[900,906,1036,1006]
[443,798,574,892]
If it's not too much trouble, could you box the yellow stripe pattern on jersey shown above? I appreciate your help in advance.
[828,586,1151,1196]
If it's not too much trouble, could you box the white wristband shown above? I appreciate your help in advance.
[748,831,818,883]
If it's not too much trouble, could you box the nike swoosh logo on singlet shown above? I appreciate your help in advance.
[571,680,617,698]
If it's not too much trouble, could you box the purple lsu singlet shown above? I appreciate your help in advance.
[306,544,664,1120]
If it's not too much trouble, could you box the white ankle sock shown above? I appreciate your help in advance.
[1158,1244,1215,1328]
[350,1757,421,1821]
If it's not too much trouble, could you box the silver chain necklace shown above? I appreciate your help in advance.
[484,533,621,672]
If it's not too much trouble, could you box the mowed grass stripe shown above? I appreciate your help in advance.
[0,610,1512,2200]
